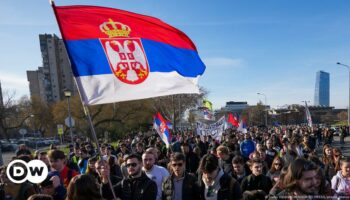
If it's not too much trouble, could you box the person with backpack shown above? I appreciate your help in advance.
[331,156,350,198]
[47,150,79,188]
[198,154,242,200]
[77,148,89,174]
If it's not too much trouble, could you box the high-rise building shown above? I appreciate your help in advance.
[314,70,330,107]
[27,34,76,103]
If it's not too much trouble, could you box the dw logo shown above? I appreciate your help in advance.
[6,159,48,184]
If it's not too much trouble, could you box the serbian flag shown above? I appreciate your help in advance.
[202,108,212,120]
[166,121,173,130]
[153,112,172,147]
[52,4,206,105]
[228,113,239,128]
[237,119,248,134]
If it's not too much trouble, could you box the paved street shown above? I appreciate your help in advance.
[1,144,68,165]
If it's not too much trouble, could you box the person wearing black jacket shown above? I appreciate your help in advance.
[181,142,199,174]
[241,159,272,194]
[198,154,242,200]
[96,159,121,200]
[162,152,200,200]
[195,136,207,156]
[101,153,157,200]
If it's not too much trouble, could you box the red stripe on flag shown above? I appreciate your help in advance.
[54,5,197,50]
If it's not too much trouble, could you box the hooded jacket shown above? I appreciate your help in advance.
[331,171,350,195]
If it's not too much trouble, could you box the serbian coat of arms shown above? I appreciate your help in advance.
[99,19,149,84]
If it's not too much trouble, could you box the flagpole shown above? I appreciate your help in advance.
[83,106,118,200]
[50,3,117,199]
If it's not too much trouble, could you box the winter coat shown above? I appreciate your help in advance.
[162,173,200,200]
[331,171,350,196]
[102,172,157,200]
[198,173,242,200]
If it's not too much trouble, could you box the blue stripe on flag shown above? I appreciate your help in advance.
[65,38,205,77]
[154,118,161,126]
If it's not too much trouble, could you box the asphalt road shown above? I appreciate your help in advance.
[1,144,67,166]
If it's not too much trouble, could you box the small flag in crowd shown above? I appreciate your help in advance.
[237,119,248,134]
[153,112,172,147]
[304,102,313,127]
[203,108,214,121]
[52,4,206,105]
[166,121,173,129]
[228,113,239,128]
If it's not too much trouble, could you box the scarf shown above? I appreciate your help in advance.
[202,169,224,200]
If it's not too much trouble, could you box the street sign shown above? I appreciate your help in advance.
[65,117,75,128]
[19,129,27,135]
[57,124,64,135]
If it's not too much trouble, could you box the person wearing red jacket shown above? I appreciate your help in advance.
[48,150,79,188]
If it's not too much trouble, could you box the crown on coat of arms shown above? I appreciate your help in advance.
[100,19,131,38]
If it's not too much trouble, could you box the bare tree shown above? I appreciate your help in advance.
[0,92,32,140]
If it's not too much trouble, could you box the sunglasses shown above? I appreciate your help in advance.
[171,163,183,167]
[126,163,138,168]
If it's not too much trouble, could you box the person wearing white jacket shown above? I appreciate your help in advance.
[331,156,350,196]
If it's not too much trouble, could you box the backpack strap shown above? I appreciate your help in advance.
[335,176,341,191]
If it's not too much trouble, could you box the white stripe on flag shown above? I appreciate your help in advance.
[76,72,200,105]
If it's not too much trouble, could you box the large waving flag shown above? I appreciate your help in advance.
[52,4,206,105]
[228,113,239,128]
[153,112,172,147]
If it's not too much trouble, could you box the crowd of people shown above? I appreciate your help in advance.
[0,125,349,200]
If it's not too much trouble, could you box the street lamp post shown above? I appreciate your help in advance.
[64,89,74,144]
[30,114,36,149]
[257,92,268,127]
[336,62,350,128]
